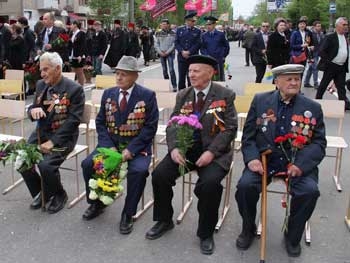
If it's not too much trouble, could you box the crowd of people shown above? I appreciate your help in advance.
[0,10,349,260]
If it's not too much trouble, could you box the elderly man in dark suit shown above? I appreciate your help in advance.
[235,64,326,257]
[81,56,159,235]
[251,21,270,83]
[145,55,237,255]
[21,52,85,213]
[316,17,349,110]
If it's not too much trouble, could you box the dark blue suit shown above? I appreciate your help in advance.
[235,91,326,245]
[175,26,201,90]
[200,29,230,81]
[82,84,159,216]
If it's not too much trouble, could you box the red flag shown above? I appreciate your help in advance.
[167,6,176,12]
[197,0,212,16]
[184,0,202,10]
[151,0,176,18]
[139,0,156,11]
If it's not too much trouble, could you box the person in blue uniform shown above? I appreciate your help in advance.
[175,12,201,90]
[81,56,159,235]
[235,64,326,257]
[200,16,230,81]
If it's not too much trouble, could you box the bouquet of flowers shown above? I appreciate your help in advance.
[24,61,41,91]
[51,33,70,49]
[88,148,128,206]
[167,114,203,176]
[274,133,308,232]
[0,140,17,165]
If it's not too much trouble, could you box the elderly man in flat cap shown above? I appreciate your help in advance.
[81,56,159,235]
[146,55,237,255]
[235,64,326,257]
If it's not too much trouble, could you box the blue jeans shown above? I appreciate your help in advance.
[160,54,177,88]
[304,55,319,86]
[92,56,103,75]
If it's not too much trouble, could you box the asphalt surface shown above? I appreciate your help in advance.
[1,43,350,263]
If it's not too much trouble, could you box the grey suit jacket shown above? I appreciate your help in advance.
[242,90,326,176]
[166,82,237,171]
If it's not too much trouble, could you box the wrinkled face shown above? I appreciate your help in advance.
[116,70,138,90]
[43,14,53,28]
[40,60,61,86]
[188,64,214,89]
[336,18,348,34]
[275,74,301,100]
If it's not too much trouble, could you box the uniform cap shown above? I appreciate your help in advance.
[204,16,218,25]
[184,12,197,21]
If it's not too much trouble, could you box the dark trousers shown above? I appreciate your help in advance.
[218,62,225,81]
[245,48,252,66]
[235,167,320,245]
[178,59,191,90]
[81,149,151,216]
[20,151,67,199]
[255,63,267,83]
[152,153,227,239]
[316,62,347,103]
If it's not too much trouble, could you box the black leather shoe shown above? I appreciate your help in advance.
[284,234,301,257]
[47,190,68,214]
[119,213,133,234]
[200,236,215,255]
[30,192,44,210]
[145,221,174,240]
[82,202,105,220]
[303,83,313,88]
[236,230,255,250]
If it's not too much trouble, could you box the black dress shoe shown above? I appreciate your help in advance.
[47,190,68,214]
[200,236,215,255]
[145,221,174,240]
[82,202,105,221]
[119,213,133,234]
[30,192,44,210]
[236,229,255,250]
[304,83,313,88]
[284,233,301,257]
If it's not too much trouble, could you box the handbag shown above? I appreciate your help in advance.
[291,51,307,64]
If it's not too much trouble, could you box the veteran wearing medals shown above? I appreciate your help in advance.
[235,64,326,257]
[145,55,237,255]
[81,56,159,235]
[22,52,85,213]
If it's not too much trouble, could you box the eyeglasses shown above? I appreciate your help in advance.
[262,25,269,28]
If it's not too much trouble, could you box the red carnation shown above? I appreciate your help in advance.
[274,136,287,144]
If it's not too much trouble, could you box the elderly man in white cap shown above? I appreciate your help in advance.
[235,64,326,257]
[81,56,159,235]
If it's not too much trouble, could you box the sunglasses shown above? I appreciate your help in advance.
[262,25,269,28]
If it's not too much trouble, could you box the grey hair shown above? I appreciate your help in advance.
[40,52,63,69]
[335,17,348,26]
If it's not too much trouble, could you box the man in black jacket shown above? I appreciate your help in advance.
[0,17,11,79]
[17,17,35,63]
[316,17,349,110]
[91,20,107,76]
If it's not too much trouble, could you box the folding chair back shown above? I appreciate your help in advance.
[143,79,171,92]
[244,82,275,96]
[0,79,25,100]
[95,75,115,89]
[234,95,253,151]
[0,99,26,137]
[5,69,24,81]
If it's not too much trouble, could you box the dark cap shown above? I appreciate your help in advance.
[204,16,218,25]
[298,16,308,24]
[161,18,169,24]
[9,19,17,25]
[114,19,121,25]
[184,12,197,20]
[87,19,94,25]
[141,25,148,30]
[17,16,28,26]
[187,55,218,68]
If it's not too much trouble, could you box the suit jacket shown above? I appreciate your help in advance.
[317,32,349,72]
[166,83,237,171]
[27,77,85,151]
[242,90,326,176]
[175,26,201,62]
[251,32,268,65]
[290,30,313,57]
[36,26,68,61]
[95,84,159,156]
[91,30,108,57]
[266,31,290,67]
[200,29,230,63]
[69,30,87,58]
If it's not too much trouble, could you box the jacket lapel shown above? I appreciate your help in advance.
[262,91,279,144]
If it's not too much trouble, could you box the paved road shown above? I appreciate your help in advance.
[1,43,350,263]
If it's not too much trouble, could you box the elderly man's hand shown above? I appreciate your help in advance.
[248,159,264,175]
[30,107,46,120]
[40,140,54,154]
[287,164,302,177]
[196,151,215,167]
[122,149,133,162]
[171,148,186,165]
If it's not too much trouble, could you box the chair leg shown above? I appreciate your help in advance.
[176,172,193,224]
[2,162,24,195]
[133,192,154,221]
[68,153,86,208]
[215,162,234,232]
[333,148,343,192]
[345,194,350,230]
[305,221,311,245]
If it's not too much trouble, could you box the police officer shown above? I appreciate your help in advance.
[200,16,230,81]
[175,12,201,90]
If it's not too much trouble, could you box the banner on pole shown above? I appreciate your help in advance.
[151,0,176,18]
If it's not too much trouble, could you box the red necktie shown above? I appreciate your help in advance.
[119,90,128,112]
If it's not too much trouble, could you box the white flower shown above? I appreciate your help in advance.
[120,162,128,170]
[88,179,98,189]
[115,185,124,193]
[89,190,98,200]
[14,150,27,170]
[119,169,128,179]
[99,195,114,206]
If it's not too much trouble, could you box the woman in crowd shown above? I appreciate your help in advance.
[69,20,86,86]
[8,23,25,70]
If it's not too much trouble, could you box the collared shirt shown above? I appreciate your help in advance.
[118,84,135,105]
[193,82,211,103]
[332,33,348,66]
[262,32,269,48]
